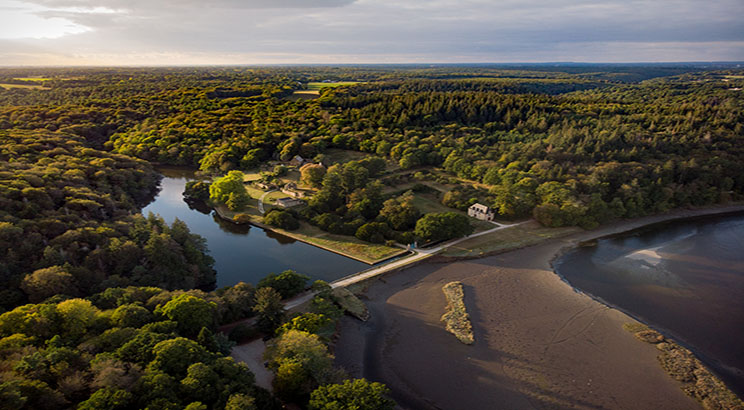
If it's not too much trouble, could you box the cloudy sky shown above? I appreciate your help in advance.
[0,0,742,65]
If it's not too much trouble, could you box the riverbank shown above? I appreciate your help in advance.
[333,204,744,410]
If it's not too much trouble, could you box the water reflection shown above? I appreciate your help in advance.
[141,166,367,288]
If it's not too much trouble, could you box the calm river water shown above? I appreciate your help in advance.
[141,167,367,288]
[555,213,744,396]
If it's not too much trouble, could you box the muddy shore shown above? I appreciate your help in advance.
[333,205,744,410]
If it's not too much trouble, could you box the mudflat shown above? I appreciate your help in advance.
[333,207,744,410]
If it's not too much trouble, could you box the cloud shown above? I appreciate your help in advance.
[1,0,743,65]
[23,0,357,10]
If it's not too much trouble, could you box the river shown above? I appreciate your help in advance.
[555,212,744,396]
[141,167,368,288]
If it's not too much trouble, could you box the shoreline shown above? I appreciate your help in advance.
[548,206,744,400]
[333,203,744,410]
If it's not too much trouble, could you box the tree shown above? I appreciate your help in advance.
[253,287,285,333]
[225,393,257,410]
[180,362,219,405]
[277,313,332,336]
[209,171,250,211]
[156,295,216,336]
[57,298,101,341]
[339,162,369,194]
[355,222,389,244]
[218,282,255,323]
[300,163,326,188]
[309,379,395,410]
[257,270,309,299]
[266,330,338,401]
[111,303,153,328]
[378,192,420,231]
[78,387,132,410]
[149,338,211,377]
[414,212,473,243]
[346,182,384,220]
[21,266,78,303]
[183,181,211,202]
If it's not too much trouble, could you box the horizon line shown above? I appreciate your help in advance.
[1,61,743,69]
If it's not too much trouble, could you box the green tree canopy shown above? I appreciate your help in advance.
[309,379,395,410]
[209,171,249,211]
[414,212,473,243]
[156,295,216,336]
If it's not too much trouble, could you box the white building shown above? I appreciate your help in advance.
[468,203,495,221]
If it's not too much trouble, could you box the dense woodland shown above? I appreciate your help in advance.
[1,64,743,409]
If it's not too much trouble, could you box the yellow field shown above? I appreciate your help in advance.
[306,81,360,90]
[0,83,50,90]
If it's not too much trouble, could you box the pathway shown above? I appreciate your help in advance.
[257,189,276,214]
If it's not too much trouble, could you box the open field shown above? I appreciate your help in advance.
[241,172,263,182]
[322,148,371,164]
[289,90,320,100]
[440,219,581,257]
[0,83,50,90]
[12,77,50,82]
[306,81,360,90]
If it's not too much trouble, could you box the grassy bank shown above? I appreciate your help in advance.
[441,281,474,345]
[440,220,581,257]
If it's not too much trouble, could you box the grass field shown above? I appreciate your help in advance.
[0,83,50,90]
[289,90,321,100]
[12,77,50,82]
[440,220,581,257]
[306,81,360,90]
[323,148,371,164]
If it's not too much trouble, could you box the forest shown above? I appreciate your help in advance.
[0,64,743,409]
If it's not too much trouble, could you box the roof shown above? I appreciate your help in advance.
[469,203,491,212]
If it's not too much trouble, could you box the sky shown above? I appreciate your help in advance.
[0,0,742,66]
